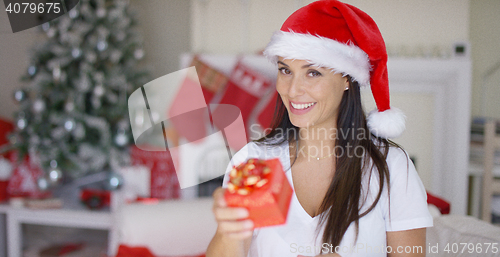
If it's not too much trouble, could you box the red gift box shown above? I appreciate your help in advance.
[224,158,293,228]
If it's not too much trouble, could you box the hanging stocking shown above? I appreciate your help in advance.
[212,60,273,128]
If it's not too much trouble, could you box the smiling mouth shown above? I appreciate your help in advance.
[290,102,316,110]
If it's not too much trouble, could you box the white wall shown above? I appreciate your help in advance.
[0,9,42,121]
[191,0,469,54]
[131,0,191,78]
[470,0,500,120]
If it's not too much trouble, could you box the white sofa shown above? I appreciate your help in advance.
[111,197,216,256]
[112,199,500,256]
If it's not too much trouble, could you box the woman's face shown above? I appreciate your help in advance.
[276,57,349,130]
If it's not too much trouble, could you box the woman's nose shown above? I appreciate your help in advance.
[287,76,304,98]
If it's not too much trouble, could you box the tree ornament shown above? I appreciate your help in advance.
[37,177,49,191]
[97,40,108,52]
[69,9,79,19]
[13,90,27,102]
[8,134,20,145]
[64,101,75,112]
[96,8,107,18]
[53,65,62,80]
[41,22,50,32]
[33,99,46,113]
[28,65,37,76]
[106,172,123,190]
[16,118,27,130]
[16,111,27,130]
[93,85,105,97]
[134,48,144,60]
[64,119,75,132]
[48,167,63,185]
[114,129,128,147]
[71,48,82,58]
[47,28,56,38]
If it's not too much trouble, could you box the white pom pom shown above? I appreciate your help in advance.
[367,108,406,139]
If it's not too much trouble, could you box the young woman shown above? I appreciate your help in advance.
[207,1,432,256]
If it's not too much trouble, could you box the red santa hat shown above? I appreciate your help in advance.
[263,0,405,139]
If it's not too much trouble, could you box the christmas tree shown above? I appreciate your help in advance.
[6,0,149,182]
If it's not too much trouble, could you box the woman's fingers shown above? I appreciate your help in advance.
[212,186,254,239]
[212,187,227,208]
[214,206,249,220]
[217,219,254,233]
[217,220,254,239]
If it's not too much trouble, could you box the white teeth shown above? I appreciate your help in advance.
[291,102,315,110]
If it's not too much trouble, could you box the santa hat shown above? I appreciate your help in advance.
[263,0,405,139]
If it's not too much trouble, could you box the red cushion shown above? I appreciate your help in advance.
[427,191,450,214]
[116,245,155,257]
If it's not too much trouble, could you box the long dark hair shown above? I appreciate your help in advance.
[256,77,397,248]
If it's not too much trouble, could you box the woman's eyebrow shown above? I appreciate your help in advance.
[277,61,288,67]
[277,61,315,69]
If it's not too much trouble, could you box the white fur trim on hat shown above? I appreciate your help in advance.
[367,108,406,138]
[263,31,371,87]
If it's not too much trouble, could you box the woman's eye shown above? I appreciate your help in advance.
[278,67,291,75]
[307,70,322,77]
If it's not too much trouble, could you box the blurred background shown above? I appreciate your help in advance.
[0,0,499,256]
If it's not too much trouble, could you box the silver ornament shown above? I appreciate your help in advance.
[17,118,26,130]
[48,167,63,185]
[33,99,46,113]
[114,132,128,147]
[53,66,61,80]
[106,172,123,190]
[134,49,144,60]
[37,177,49,191]
[93,85,105,97]
[71,48,82,58]
[65,101,75,112]
[42,23,50,32]
[47,28,56,38]
[69,9,79,19]
[13,90,27,102]
[96,8,106,18]
[28,66,37,76]
[97,40,108,52]
[64,119,75,131]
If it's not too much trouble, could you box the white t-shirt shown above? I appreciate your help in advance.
[222,141,433,257]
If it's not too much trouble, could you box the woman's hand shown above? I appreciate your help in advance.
[212,187,254,239]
